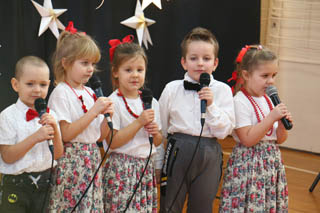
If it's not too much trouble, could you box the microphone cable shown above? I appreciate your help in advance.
[41,145,54,213]
[167,124,205,212]
[71,129,114,212]
[124,138,153,212]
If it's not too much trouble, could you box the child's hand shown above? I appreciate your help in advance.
[270,103,290,122]
[92,97,113,116]
[34,125,54,143]
[198,87,213,106]
[144,122,160,136]
[138,109,154,126]
[278,111,293,129]
[39,113,57,129]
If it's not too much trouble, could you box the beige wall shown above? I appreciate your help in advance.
[262,0,320,153]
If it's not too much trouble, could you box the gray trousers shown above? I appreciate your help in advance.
[160,133,223,213]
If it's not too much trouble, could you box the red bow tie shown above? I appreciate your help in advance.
[26,108,49,122]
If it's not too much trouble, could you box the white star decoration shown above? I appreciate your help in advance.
[141,0,162,10]
[121,0,155,49]
[31,0,67,39]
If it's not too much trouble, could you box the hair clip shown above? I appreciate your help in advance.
[108,35,134,62]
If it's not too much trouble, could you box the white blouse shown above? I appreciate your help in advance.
[108,89,162,160]
[48,82,104,144]
[0,99,59,175]
[232,90,278,142]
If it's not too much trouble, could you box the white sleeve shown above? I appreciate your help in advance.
[234,98,252,129]
[48,88,72,123]
[154,143,165,169]
[205,84,236,139]
[0,109,16,145]
[159,85,171,138]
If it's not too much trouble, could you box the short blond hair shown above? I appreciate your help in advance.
[52,31,101,85]
[15,56,48,79]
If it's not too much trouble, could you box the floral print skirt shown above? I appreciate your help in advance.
[102,152,157,213]
[219,141,288,213]
[48,142,104,213]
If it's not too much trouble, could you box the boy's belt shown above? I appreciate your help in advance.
[2,169,52,189]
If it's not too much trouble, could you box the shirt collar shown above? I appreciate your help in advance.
[184,73,214,86]
[16,98,32,114]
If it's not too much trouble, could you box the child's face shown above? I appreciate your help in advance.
[64,58,95,89]
[243,60,278,97]
[181,40,218,82]
[114,56,146,98]
[11,64,50,108]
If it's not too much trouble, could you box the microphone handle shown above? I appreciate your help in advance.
[94,88,113,129]
[270,95,293,130]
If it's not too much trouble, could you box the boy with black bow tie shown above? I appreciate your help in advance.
[0,56,63,212]
[159,27,235,212]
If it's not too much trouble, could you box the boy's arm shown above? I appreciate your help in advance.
[0,126,52,164]
[205,85,235,139]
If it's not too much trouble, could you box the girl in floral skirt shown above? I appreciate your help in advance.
[102,35,162,212]
[219,45,293,212]
[48,23,113,212]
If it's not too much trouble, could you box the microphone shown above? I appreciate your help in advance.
[34,98,54,154]
[266,85,293,130]
[141,88,153,145]
[199,73,211,126]
[89,74,113,130]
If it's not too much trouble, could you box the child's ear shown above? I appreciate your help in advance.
[212,58,219,72]
[11,78,19,92]
[181,57,187,70]
[61,58,68,70]
[242,70,249,81]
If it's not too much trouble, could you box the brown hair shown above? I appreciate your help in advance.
[181,27,219,58]
[52,31,101,85]
[110,42,147,90]
[15,56,48,79]
[233,45,277,94]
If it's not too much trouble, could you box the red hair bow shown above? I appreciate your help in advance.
[236,45,250,64]
[109,35,134,61]
[65,21,77,34]
[228,71,244,94]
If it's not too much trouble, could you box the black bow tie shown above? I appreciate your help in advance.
[184,80,201,92]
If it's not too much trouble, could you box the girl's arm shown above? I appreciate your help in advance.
[0,125,54,164]
[276,111,292,144]
[236,103,288,147]
[60,97,112,142]
[107,109,155,149]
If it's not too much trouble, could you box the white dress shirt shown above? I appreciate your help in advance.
[159,73,235,139]
[232,90,278,142]
[0,99,59,175]
[48,82,104,144]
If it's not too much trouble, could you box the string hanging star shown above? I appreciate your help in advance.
[121,0,155,49]
[141,0,162,10]
[31,0,67,39]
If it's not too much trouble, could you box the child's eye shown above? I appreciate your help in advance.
[190,57,196,61]
[41,83,48,87]
[204,57,211,61]
[138,69,144,73]
[26,83,33,86]
[126,69,132,73]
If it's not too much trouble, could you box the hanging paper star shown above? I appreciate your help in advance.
[121,0,155,49]
[141,0,162,10]
[31,0,67,39]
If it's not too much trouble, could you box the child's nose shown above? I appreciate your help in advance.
[33,84,41,92]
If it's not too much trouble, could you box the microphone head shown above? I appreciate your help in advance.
[34,98,47,117]
[199,73,211,87]
[89,74,102,90]
[141,88,153,106]
[266,85,278,97]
